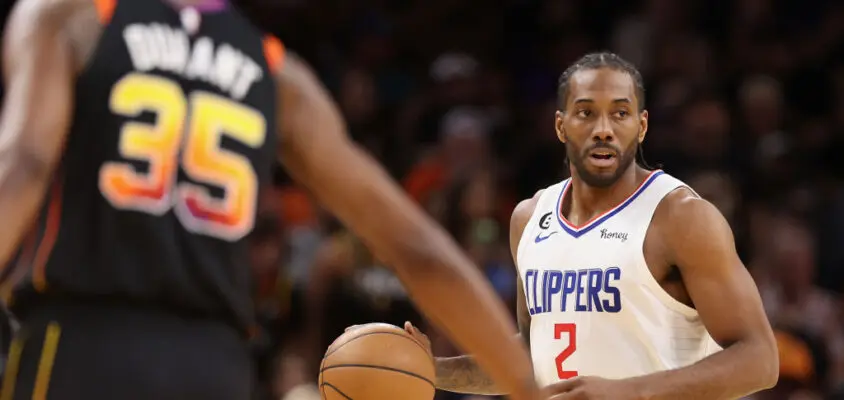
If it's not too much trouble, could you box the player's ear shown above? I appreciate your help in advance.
[638,109,648,143]
[555,111,566,143]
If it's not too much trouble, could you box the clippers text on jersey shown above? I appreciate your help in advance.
[524,267,622,315]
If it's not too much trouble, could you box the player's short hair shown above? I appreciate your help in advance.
[557,52,646,112]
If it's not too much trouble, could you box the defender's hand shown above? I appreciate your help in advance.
[403,321,433,358]
[545,376,644,400]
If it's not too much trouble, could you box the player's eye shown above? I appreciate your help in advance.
[614,110,630,118]
[576,110,591,118]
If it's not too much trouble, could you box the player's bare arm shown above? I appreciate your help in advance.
[627,189,778,398]
[273,54,539,400]
[420,190,542,395]
[0,0,100,267]
[548,188,778,400]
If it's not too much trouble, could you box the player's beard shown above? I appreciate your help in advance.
[566,138,638,188]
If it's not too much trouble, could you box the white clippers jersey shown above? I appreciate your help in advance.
[516,170,721,386]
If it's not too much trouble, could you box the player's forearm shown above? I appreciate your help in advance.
[0,151,54,266]
[435,355,504,395]
[390,239,537,399]
[434,332,526,395]
[628,339,778,400]
[0,11,74,269]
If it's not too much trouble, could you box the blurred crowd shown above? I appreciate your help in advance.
[2,0,844,399]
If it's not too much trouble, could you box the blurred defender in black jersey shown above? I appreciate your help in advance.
[0,0,541,399]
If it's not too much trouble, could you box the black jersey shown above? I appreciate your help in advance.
[2,0,281,333]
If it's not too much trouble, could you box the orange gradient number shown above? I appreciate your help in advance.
[177,92,266,240]
[99,73,267,241]
[100,74,185,214]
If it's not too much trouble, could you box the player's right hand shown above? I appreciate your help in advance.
[403,321,433,358]
[404,322,546,400]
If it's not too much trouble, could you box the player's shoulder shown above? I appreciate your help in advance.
[657,186,722,223]
[271,50,318,107]
[509,189,545,259]
[509,188,547,245]
[653,185,733,246]
[510,189,545,231]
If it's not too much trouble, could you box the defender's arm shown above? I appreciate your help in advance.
[273,53,538,400]
[0,0,78,267]
[626,189,778,399]
[434,193,540,395]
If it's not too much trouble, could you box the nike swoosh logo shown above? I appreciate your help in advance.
[534,231,558,243]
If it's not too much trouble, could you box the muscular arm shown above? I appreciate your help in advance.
[434,193,540,395]
[274,54,537,399]
[626,190,778,399]
[0,0,80,266]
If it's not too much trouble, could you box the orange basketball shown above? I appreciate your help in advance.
[319,323,436,400]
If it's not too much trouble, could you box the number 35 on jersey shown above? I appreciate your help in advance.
[99,73,267,242]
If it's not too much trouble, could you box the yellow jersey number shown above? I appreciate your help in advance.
[98,73,267,242]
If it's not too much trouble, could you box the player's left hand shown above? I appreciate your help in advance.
[544,376,643,400]
[403,321,433,358]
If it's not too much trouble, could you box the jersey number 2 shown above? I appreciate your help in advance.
[554,323,578,379]
[99,73,267,242]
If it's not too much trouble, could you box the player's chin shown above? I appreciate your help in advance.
[581,167,620,188]
[584,163,620,177]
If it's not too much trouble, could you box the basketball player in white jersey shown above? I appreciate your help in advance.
[403,52,779,399]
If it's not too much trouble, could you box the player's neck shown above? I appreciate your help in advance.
[566,166,649,224]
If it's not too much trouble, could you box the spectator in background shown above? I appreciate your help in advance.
[749,328,827,400]
[738,76,792,181]
[753,216,844,391]
[676,96,734,175]
[404,107,494,210]
[249,214,304,400]
[273,351,321,400]
[303,224,422,372]
[407,52,484,149]
[437,170,516,305]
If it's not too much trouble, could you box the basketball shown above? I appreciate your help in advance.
[319,323,436,400]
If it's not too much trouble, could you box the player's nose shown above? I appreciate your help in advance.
[591,115,615,142]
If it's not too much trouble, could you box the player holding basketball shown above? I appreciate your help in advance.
[0,0,539,398]
[405,52,779,399]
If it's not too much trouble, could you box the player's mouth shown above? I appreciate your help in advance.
[587,149,617,168]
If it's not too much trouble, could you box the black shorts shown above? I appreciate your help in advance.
[0,300,254,400]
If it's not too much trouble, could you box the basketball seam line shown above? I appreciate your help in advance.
[320,364,436,388]
[322,383,353,400]
[324,331,432,362]
[320,346,330,399]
